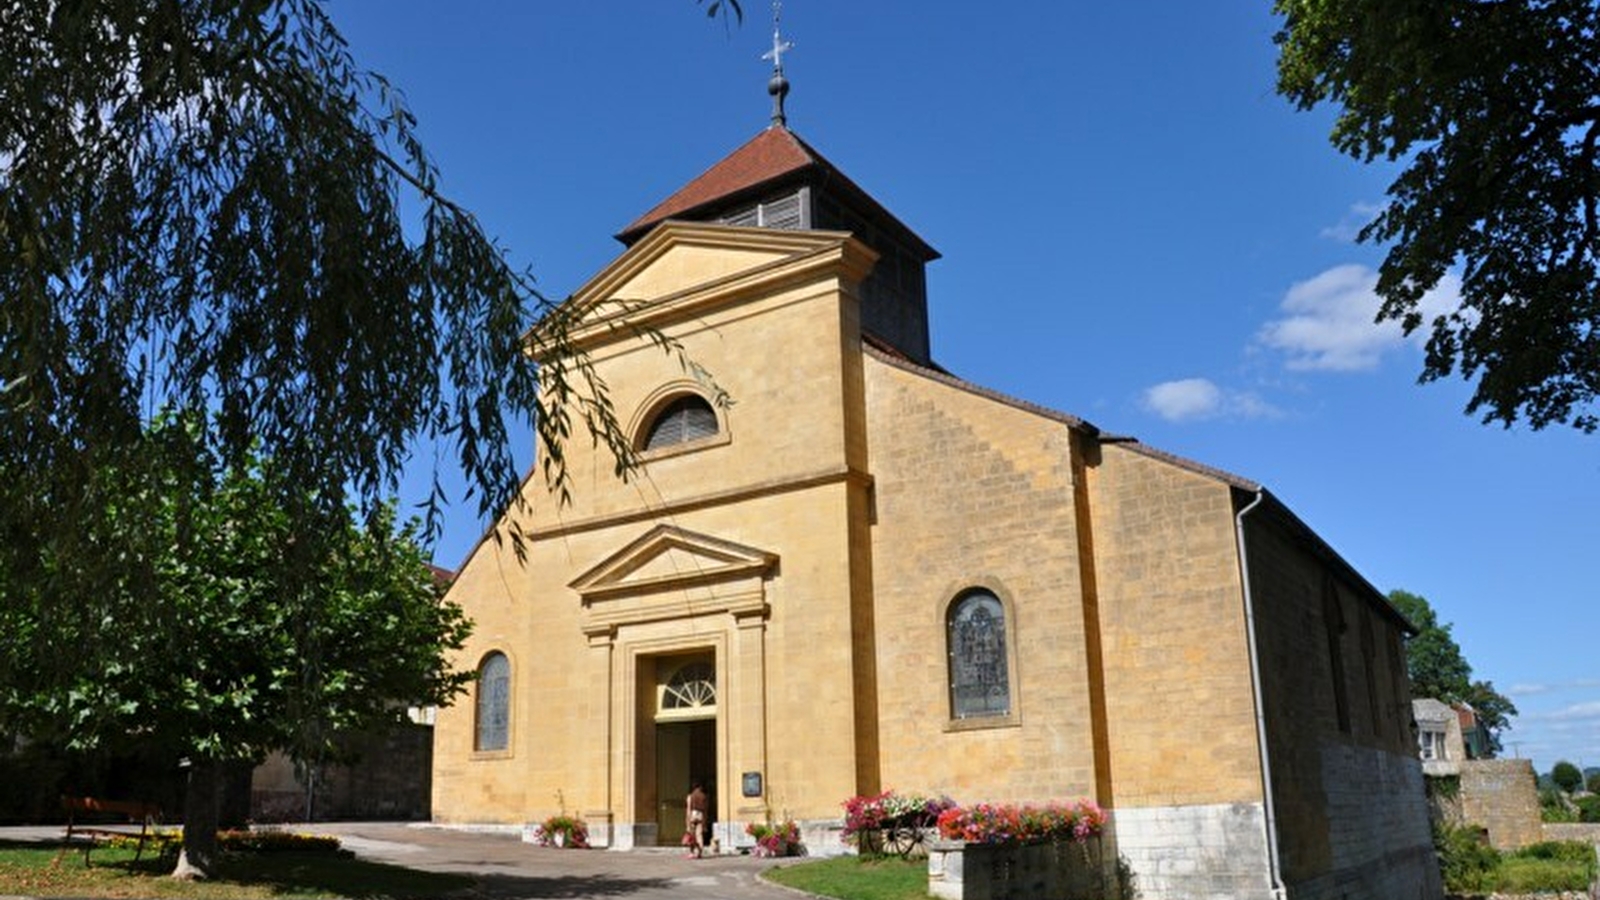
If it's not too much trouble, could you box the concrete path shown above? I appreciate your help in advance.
[0,822,812,900]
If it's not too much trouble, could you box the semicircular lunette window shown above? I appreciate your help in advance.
[662,661,717,711]
[642,395,719,451]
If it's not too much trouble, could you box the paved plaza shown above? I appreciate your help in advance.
[0,821,811,900]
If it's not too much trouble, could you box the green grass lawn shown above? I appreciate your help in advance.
[763,855,928,900]
[0,841,473,899]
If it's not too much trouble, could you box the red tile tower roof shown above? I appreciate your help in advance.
[617,127,815,241]
[615,126,937,261]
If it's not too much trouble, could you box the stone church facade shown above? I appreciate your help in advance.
[430,125,1440,899]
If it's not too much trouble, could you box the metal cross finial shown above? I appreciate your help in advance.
[762,0,793,127]
[762,11,792,73]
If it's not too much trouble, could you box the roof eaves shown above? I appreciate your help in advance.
[1251,488,1416,635]
[862,340,1093,434]
[1096,441,1411,635]
[1104,438,1261,492]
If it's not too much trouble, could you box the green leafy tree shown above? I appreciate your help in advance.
[1462,679,1516,754]
[0,417,471,878]
[1579,795,1600,823]
[1588,771,1600,794]
[1387,590,1517,755]
[1275,0,1600,432]
[1540,786,1578,823]
[1552,760,1584,794]
[1387,590,1473,700]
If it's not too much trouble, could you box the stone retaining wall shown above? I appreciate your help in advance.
[1460,759,1542,850]
[1542,822,1600,844]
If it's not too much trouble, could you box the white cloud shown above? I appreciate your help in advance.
[1257,264,1462,372]
[1142,378,1280,423]
[1319,201,1385,243]
[1510,678,1600,698]
[1530,700,1600,723]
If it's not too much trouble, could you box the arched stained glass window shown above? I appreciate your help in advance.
[948,591,1010,719]
[642,395,718,451]
[475,652,510,752]
[663,661,717,711]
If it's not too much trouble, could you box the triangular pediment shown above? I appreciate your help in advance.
[569,524,778,602]
[538,221,876,354]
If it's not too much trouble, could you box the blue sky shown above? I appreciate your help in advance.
[330,3,1598,776]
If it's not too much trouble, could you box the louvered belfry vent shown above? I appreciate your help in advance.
[717,188,807,231]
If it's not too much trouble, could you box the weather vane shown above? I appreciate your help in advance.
[762,0,793,127]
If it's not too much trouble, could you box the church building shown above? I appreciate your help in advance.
[429,71,1439,898]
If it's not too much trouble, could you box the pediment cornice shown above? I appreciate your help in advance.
[526,222,877,356]
[568,524,778,603]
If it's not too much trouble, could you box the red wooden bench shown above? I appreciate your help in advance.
[57,795,165,866]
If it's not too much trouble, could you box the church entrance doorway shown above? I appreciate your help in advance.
[652,658,717,847]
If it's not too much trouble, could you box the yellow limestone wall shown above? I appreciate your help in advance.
[431,225,880,834]
[1084,445,1265,808]
[862,356,1100,803]
[431,221,1275,848]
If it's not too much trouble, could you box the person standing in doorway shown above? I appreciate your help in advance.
[685,781,709,858]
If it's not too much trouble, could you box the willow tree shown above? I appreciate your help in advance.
[0,0,640,879]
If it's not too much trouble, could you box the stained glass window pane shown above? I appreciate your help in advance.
[948,592,1010,719]
[476,652,510,751]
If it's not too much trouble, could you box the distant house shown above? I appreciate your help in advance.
[1457,704,1492,760]
[1413,698,1493,776]
[1414,698,1465,775]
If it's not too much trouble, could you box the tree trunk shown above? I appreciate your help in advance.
[171,758,219,880]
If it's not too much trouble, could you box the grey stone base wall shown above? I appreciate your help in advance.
[927,836,1112,900]
[1113,802,1274,900]
[1287,842,1438,900]
[1292,744,1440,900]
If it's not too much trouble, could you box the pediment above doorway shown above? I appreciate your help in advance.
[569,525,778,638]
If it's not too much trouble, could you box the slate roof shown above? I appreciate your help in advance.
[1414,698,1455,725]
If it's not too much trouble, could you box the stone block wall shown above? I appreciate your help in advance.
[1542,822,1600,844]
[1461,758,1542,850]
[1113,803,1273,900]
[1242,501,1439,899]
[1086,446,1265,811]
[251,723,433,822]
[927,836,1116,900]
[863,355,1099,801]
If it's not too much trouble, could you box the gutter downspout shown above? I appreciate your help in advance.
[1236,489,1288,900]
